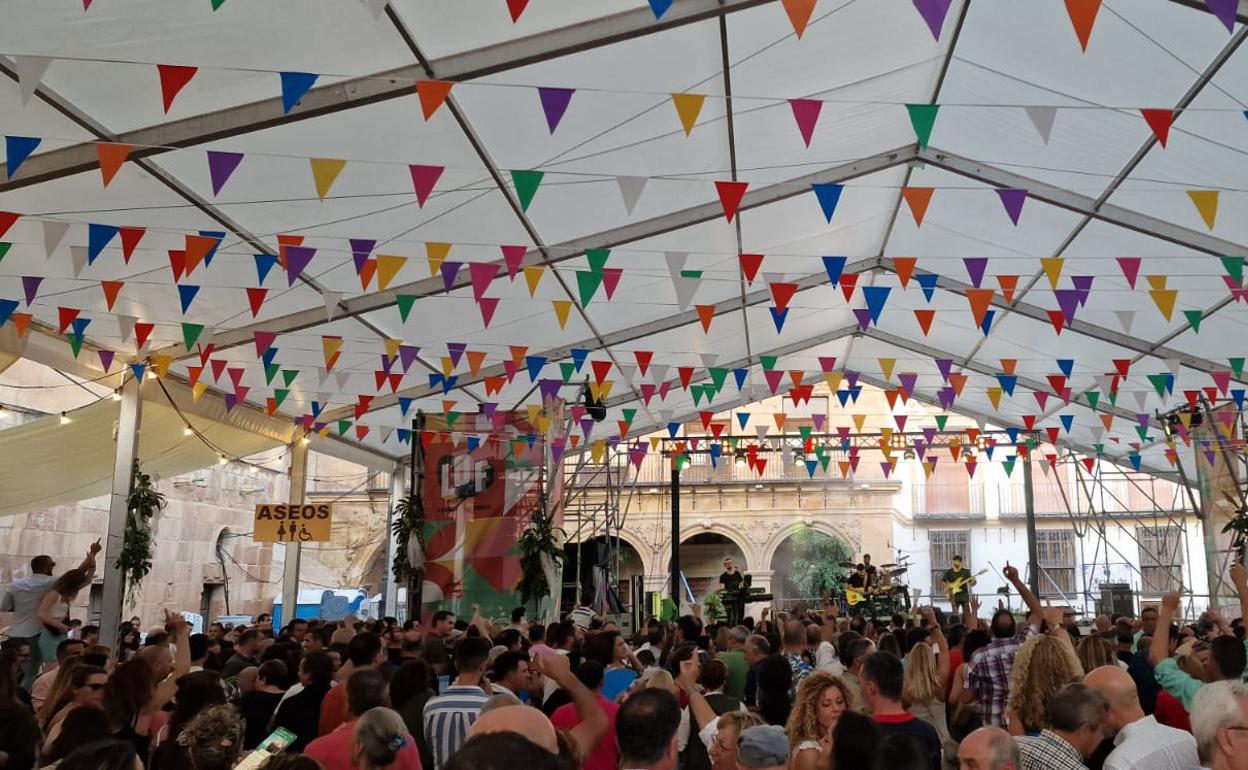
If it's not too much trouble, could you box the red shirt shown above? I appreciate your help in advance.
[945,649,963,701]
[318,682,349,736]
[1154,689,1192,733]
[304,718,423,770]
[550,695,618,770]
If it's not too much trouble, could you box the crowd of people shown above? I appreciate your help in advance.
[7,546,1248,770]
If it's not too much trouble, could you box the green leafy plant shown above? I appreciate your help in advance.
[788,525,852,598]
[391,492,422,584]
[516,501,564,611]
[703,590,724,623]
[115,460,166,605]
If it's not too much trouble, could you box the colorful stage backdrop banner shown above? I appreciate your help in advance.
[419,407,562,621]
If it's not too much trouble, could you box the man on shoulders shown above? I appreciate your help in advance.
[1084,665,1197,770]
[1016,684,1109,770]
[862,650,941,770]
[0,544,98,687]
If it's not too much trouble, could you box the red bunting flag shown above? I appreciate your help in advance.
[1140,109,1174,147]
[96,143,131,188]
[506,0,528,22]
[119,227,145,262]
[57,307,79,334]
[415,80,453,120]
[769,282,798,311]
[157,64,198,113]
[0,211,19,238]
[715,181,748,222]
[246,287,268,317]
[739,253,764,284]
[634,350,653,376]
[914,309,935,336]
[893,257,917,288]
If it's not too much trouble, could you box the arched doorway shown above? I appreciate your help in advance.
[563,534,645,611]
[679,532,749,605]
[769,525,854,609]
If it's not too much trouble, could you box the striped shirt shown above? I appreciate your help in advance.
[423,684,489,770]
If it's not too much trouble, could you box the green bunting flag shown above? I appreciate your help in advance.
[1221,256,1244,285]
[760,355,778,370]
[1002,456,1016,476]
[559,362,576,383]
[511,170,544,212]
[265,364,279,385]
[576,270,603,307]
[1084,391,1100,410]
[181,322,204,350]
[0,243,10,264]
[906,104,940,149]
[934,414,948,431]
[274,389,289,408]
[282,370,299,387]
[1184,310,1203,332]
[1231,358,1245,378]
[585,248,610,272]
[396,294,416,323]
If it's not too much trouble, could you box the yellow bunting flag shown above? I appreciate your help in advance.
[426,242,451,276]
[591,440,607,464]
[524,265,546,296]
[310,158,347,201]
[322,336,343,371]
[823,372,843,391]
[1150,288,1178,321]
[671,93,707,136]
[852,413,866,431]
[1187,190,1219,230]
[192,382,208,401]
[440,357,455,376]
[878,357,896,380]
[1040,257,1064,290]
[986,386,1003,410]
[1145,275,1168,291]
[152,355,172,378]
[384,338,402,359]
[552,299,573,329]
[375,254,407,291]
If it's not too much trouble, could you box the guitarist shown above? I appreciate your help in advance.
[942,555,975,614]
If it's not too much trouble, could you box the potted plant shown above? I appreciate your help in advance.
[115,460,166,605]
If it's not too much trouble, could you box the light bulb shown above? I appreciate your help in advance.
[218,454,228,465]
[146,369,157,380]
[301,436,311,446]
[183,426,194,437]
[112,390,122,402]
[60,412,71,425]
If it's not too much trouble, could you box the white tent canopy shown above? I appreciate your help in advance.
[1,0,1245,482]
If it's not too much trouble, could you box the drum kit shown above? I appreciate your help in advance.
[839,556,912,617]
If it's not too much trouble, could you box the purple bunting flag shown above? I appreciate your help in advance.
[996,188,1027,225]
[538,87,575,134]
[206,151,244,196]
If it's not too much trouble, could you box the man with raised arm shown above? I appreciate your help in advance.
[965,562,1044,727]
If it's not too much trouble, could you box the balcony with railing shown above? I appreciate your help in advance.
[562,446,867,489]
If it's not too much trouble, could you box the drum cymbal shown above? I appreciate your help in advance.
[839,561,858,569]
[887,567,908,577]
[878,563,897,569]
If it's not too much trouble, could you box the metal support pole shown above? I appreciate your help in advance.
[381,462,406,620]
[280,439,309,627]
[670,464,681,605]
[1023,455,1041,598]
[410,411,426,623]
[99,377,142,650]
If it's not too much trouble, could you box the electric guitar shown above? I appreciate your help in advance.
[943,569,987,600]
[846,587,867,606]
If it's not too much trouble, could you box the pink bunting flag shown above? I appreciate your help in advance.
[788,99,822,147]
[996,188,1027,225]
[253,330,277,356]
[469,262,500,302]
[408,164,444,207]
[537,87,575,134]
[818,356,837,373]
[479,296,500,327]
[1116,256,1141,289]
[601,267,623,300]
[501,245,527,280]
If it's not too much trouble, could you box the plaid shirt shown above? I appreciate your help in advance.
[965,624,1037,727]
[1017,729,1087,770]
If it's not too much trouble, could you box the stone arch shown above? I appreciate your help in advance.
[655,522,758,575]
[759,519,861,571]
[763,520,858,605]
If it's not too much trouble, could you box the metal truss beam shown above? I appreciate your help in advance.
[154,145,912,363]
[0,0,778,188]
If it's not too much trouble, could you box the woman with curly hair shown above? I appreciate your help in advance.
[177,705,243,770]
[786,672,853,770]
[1004,633,1083,736]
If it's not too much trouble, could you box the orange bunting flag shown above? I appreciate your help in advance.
[996,274,1019,303]
[1140,109,1174,148]
[781,0,817,37]
[415,80,453,120]
[310,158,347,201]
[671,93,706,136]
[1064,0,1102,51]
[100,280,123,310]
[1000,358,1017,375]
[914,309,935,336]
[901,187,934,227]
[96,143,131,188]
[715,180,748,222]
[552,299,572,329]
[893,257,917,288]
[965,288,994,327]
[1187,190,1219,230]
[696,304,716,333]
